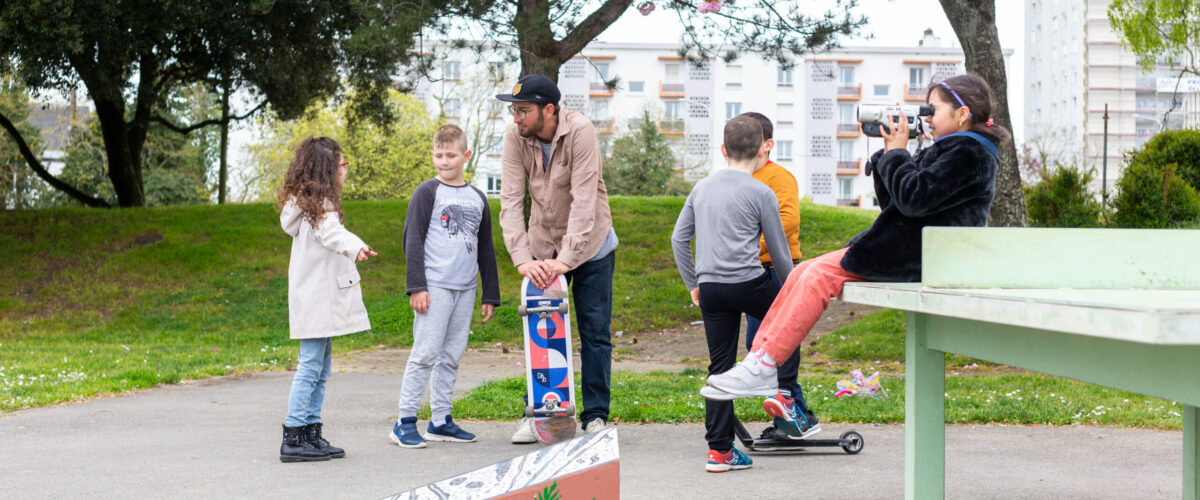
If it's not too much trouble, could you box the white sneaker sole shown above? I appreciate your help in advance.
[388,431,427,449]
[699,385,737,401]
[706,462,752,473]
[424,432,476,443]
[704,380,776,398]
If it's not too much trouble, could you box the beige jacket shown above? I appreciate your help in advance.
[498,109,612,269]
[281,201,371,339]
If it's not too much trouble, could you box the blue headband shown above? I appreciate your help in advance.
[939,81,971,117]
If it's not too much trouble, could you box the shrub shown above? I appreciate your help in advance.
[1025,165,1103,227]
[1110,161,1200,228]
[1125,129,1200,190]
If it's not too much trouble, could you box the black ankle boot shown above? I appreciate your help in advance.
[280,424,330,463]
[305,422,345,459]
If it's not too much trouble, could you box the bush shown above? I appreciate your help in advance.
[1110,161,1200,228]
[1025,165,1103,227]
[1125,129,1200,190]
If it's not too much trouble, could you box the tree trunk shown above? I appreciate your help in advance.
[92,96,145,207]
[939,0,1028,227]
[0,111,110,207]
[218,75,231,204]
[515,0,633,80]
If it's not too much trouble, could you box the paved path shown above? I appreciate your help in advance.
[0,371,1183,499]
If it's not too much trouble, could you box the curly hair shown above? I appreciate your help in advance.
[276,137,344,228]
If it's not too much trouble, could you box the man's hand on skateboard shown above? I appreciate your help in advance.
[480,303,495,322]
[518,259,570,289]
[409,290,430,315]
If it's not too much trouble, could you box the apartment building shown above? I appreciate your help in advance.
[420,30,1011,207]
[1026,0,1200,192]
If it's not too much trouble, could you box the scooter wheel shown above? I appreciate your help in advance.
[840,430,864,454]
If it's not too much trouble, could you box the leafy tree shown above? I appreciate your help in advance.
[604,111,691,196]
[0,76,44,209]
[1109,0,1200,127]
[0,1,440,207]
[1025,165,1104,228]
[938,0,1026,227]
[244,91,436,202]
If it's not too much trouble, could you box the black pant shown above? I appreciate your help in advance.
[698,272,780,452]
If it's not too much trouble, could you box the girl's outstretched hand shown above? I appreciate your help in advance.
[356,247,378,262]
[882,110,910,152]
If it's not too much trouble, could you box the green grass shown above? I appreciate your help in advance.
[0,197,879,411]
[447,369,1184,430]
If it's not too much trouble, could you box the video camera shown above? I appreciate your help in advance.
[857,104,934,139]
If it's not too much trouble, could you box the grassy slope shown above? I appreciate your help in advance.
[0,198,877,411]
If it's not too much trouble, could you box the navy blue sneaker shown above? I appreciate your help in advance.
[706,447,752,472]
[763,392,821,439]
[389,417,427,448]
[424,416,477,443]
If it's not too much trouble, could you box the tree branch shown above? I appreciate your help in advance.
[557,0,635,61]
[0,111,111,208]
[154,101,266,135]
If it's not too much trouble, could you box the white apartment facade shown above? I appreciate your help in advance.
[419,30,1012,207]
[1026,0,1200,192]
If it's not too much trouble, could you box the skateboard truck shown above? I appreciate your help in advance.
[518,301,569,318]
[733,415,864,454]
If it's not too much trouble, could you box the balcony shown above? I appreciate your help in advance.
[836,197,859,207]
[837,123,861,137]
[838,83,862,100]
[659,81,685,98]
[837,158,863,175]
[590,82,614,97]
[592,118,615,135]
[658,118,685,135]
[903,83,926,102]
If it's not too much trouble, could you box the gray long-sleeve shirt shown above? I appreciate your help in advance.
[671,168,794,290]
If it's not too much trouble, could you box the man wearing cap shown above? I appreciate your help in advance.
[495,74,618,443]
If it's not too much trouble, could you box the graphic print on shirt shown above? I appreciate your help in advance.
[438,200,482,254]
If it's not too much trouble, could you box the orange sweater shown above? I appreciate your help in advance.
[753,161,802,264]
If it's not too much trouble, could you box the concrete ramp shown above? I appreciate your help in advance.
[386,426,619,500]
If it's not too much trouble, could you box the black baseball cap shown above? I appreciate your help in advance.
[495,74,561,106]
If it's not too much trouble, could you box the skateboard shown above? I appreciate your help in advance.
[733,415,863,454]
[517,275,577,445]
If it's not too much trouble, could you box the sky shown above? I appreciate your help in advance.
[596,0,1026,140]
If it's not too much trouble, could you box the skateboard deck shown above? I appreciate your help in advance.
[518,275,577,445]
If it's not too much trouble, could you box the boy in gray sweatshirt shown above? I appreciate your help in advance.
[671,115,793,472]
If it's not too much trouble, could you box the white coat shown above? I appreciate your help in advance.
[281,200,372,339]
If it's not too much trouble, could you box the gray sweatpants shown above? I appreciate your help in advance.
[397,286,476,423]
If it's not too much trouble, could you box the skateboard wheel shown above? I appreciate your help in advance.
[518,304,527,317]
[840,430,864,454]
[557,302,569,314]
[524,406,535,418]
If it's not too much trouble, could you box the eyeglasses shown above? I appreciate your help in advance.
[507,105,534,120]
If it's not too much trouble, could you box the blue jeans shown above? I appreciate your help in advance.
[745,266,810,413]
[285,337,332,427]
[565,249,615,424]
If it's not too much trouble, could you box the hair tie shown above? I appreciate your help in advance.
[985,118,994,127]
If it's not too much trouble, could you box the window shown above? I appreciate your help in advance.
[487,174,502,195]
[776,140,793,160]
[665,63,682,84]
[444,61,461,81]
[593,62,610,84]
[839,103,855,125]
[444,98,461,117]
[725,102,742,121]
[839,141,854,161]
[873,84,889,96]
[665,100,683,121]
[839,66,855,87]
[727,65,743,87]
[777,67,793,86]
[776,103,794,125]
[592,99,611,121]
[909,67,926,89]
[488,62,504,80]
[628,81,645,93]
[839,178,854,200]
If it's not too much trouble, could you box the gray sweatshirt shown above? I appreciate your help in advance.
[672,168,794,290]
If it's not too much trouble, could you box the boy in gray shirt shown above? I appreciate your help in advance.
[671,115,793,472]
[391,125,500,449]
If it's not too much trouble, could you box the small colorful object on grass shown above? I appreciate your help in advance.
[698,1,721,14]
[835,369,886,398]
[637,1,655,15]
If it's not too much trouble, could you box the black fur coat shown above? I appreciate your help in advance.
[841,133,998,282]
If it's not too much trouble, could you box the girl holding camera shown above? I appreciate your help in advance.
[701,74,1009,436]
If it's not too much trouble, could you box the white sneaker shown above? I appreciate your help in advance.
[705,351,778,398]
[583,418,607,434]
[699,385,736,401]
[511,417,537,444]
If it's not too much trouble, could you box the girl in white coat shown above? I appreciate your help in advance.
[277,137,376,463]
